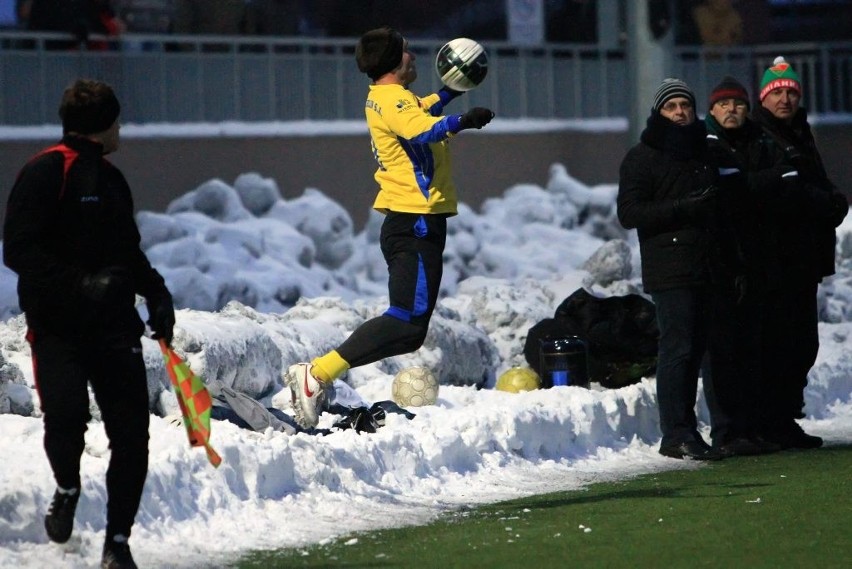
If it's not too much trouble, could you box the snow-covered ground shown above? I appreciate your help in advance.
[1,134,852,568]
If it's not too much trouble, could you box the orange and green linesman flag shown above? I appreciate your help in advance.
[159,339,222,467]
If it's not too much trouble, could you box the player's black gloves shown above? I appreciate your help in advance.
[459,107,495,130]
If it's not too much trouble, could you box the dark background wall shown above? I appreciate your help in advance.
[1,125,850,231]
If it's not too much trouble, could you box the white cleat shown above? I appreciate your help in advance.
[285,363,326,428]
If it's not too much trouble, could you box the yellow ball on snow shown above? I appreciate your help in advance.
[496,367,541,393]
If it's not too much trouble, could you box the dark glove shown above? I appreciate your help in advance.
[775,169,813,213]
[770,162,797,181]
[673,185,719,223]
[830,191,849,227]
[459,107,495,130]
[80,266,133,303]
[147,294,175,346]
[783,145,805,169]
[734,274,748,305]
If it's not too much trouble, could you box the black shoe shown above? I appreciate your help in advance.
[714,437,765,458]
[44,488,80,543]
[785,423,823,449]
[659,440,722,461]
[102,538,138,569]
[749,434,783,454]
[765,422,823,450]
[693,436,712,452]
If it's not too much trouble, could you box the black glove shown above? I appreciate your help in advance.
[148,294,175,346]
[769,162,797,181]
[80,266,133,303]
[673,185,719,223]
[783,145,805,169]
[459,107,494,130]
[830,191,849,227]
[734,274,748,305]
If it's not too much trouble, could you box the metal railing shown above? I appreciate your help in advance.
[1,31,850,126]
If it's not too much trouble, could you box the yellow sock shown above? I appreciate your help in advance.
[311,351,350,384]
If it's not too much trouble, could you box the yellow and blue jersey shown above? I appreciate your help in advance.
[364,83,459,215]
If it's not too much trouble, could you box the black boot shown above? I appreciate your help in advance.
[659,440,722,461]
[764,421,823,450]
[102,536,138,569]
[713,437,765,458]
[44,488,80,543]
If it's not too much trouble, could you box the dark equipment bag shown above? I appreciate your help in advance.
[524,288,659,388]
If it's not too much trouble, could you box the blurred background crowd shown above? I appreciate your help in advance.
[0,1,850,46]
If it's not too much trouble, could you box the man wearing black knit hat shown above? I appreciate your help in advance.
[284,28,495,429]
[617,78,724,461]
[4,79,174,569]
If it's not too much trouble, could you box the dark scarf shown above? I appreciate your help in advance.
[704,114,752,150]
[640,110,707,160]
[752,105,814,147]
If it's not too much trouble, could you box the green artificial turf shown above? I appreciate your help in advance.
[235,445,852,568]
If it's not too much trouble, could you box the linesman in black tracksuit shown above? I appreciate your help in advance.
[3,79,174,569]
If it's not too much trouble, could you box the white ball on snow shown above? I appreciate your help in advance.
[391,366,439,407]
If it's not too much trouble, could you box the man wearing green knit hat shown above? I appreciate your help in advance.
[758,55,801,104]
[751,56,848,450]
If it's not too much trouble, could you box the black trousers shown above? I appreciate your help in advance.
[650,287,712,447]
[337,212,446,368]
[28,330,149,540]
[759,280,819,428]
[703,288,763,445]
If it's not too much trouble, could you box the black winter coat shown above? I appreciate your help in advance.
[3,135,170,345]
[617,111,719,293]
[752,106,848,281]
[704,115,793,291]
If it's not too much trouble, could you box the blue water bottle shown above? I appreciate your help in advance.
[538,336,589,388]
[550,369,570,386]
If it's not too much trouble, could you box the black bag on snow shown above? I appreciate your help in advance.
[524,288,659,388]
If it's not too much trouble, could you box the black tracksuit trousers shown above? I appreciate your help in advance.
[28,330,149,540]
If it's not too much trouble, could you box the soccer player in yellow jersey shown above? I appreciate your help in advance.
[285,26,494,428]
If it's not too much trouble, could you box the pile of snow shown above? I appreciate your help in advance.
[1,164,851,569]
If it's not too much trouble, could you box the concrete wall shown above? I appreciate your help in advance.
[1,125,850,231]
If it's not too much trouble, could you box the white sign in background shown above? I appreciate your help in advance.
[506,0,544,45]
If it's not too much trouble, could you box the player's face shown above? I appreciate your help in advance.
[399,40,417,85]
[710,98,748,129]
[762,87,800,121]
[659,97,695,125]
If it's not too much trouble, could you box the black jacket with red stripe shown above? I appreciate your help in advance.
[3,135,170,344]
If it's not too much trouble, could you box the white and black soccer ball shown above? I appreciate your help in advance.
[391,366,439,407]
[435,38,489,92]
